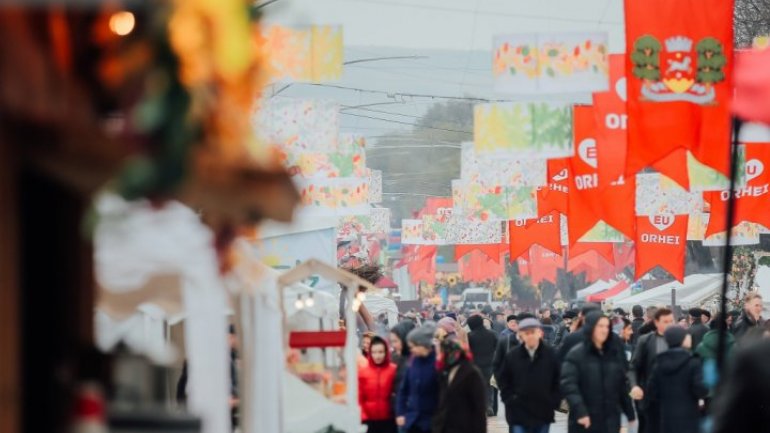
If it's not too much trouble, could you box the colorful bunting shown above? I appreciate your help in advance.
[259,25,343,83]
[474,102,573,160]
[493,32,609,94]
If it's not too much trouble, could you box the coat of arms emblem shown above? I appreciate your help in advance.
[631,34,727,104]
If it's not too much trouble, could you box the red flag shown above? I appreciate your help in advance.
[509,211,562,260]
[705,142,770,237]
[455,243,507,263]
[407,245,437,284]
[568,105,636,244]
[593,54,628,188]
[635,214,689,282]
[733,49,770,124]
[569,242,615,265]
[537,159,569,217]
[528,245,563,285]
[625,0,734,177]
[458,250,505,283]
[613,242,636,273]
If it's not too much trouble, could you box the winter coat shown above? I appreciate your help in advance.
[732,311,762,340]
[630,331,668,395]
[432,358,488,433]
[711,339,770,433]
[689,320,709,351]
[359,337,398,422]
[396,350,440,431]
[467,315,498,380]
[695,329,735,363]
[637,320,656,338]
[631,318,645,345]
[553,323,570,348]
[492,331,519,378]
[646,348,707,433]
[498,342,561,427]
[390,321,416,408]
[560,314,635,433]
[557,328,584,363]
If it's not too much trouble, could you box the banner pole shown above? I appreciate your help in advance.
[717,116,742,374]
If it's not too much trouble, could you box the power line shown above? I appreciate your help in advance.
[308,83,511,102]
[340,112,473,135]
[336,0,623,25]
[341,105,425,120]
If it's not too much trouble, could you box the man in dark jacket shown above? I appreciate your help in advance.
[492,314,521,378]
[637,306,659,337]
[557,304,601,363]
[492,312,508,335]
[560,312,636,433]
[732,292,764,341]
[498,318,560,433]
[630,307,675,433]
[553,310,577,348]
[647,326,707,433]
[687,308,708,350]
[467,314,498,416]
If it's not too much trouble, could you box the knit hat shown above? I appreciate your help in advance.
[407,323,437,348]
[563,310,578,320]
[689,308,703,319]
[517,312,536,321]
[664,326,688,348]
[506,314,518,323]
[632,305,644,318]
[519,318,542,331]
[437,317,458,335]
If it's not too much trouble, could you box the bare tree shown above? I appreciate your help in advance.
[735,0,770,47]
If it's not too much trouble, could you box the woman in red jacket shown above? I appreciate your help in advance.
[358,335,398,433]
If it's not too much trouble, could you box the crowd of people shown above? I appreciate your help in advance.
[354,291,770,433]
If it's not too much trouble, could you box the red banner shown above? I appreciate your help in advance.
[593,54,628,188]
[568,105,636,244]
[537,159,569,217]
[458,250,505,283]
[569,242,615,265]
[635,214,689,281]
[705,142,770,237]
[455,243,508,263]
[509,211,562,260]
[528,245,563,285]
[625,0,734,178]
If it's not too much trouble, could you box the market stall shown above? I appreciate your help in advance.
[613,274,723,309]
[575,280,613,300]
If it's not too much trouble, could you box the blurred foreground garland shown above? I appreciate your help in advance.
[0,1,298,249]
[101,0,297,232]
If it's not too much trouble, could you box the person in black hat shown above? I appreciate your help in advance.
[553,310,577,348]
[631,305,645,345]
[647,326,707,433]
[688,308,709,350]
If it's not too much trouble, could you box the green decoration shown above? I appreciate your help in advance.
[631,35,662,82]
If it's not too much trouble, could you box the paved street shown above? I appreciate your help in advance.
[488,405,568,433]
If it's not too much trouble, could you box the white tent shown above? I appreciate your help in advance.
[576,280,613,299]
[363,293,399,327]
[753,266,770,313]
[676,277,724,308]
[614,274,723,309]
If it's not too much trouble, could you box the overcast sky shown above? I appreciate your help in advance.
[262,0,626,52]
[262,0,624,137]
